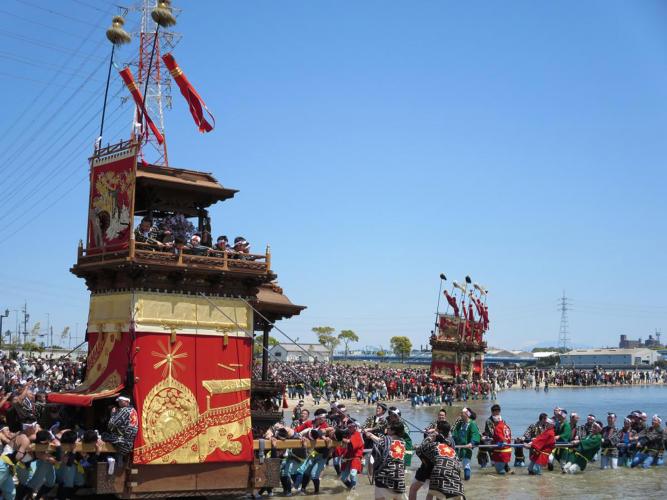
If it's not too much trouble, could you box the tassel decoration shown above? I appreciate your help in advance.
[106,16,131,45]
[151,0,177,28]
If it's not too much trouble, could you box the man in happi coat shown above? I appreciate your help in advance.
[386,407,413,467]
[292,408,331,495]
[578,414,597,439]
[102,396,138,466]
[478,403,500,468]
[616,417,638,467]
[452,408,480,481]
[600,412,621,469]
[631,415,665,469]
[562,420,603,473]
[340,420,364,490]
[549,407,571,471]
[364,403,388,447]
[416,421,465,500]
[490,414,512,475]
[526,418,556,475]
[366,422,407,500]
[410,420,456,500]
[514,412,548,467]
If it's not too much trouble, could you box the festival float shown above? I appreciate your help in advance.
[47,2,308,497]
[430,275,489,381]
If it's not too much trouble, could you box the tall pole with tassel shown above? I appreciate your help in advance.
[100,15,132,150]
[136,0,177,166]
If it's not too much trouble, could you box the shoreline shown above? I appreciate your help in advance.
[507,382,667,390]
[283,382,667,413]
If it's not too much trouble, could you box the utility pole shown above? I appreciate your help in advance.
[13,309,19,345]
[558,291,571,351]
[0,309,8,348]
[45,313,50,347]
[22,301,29,346]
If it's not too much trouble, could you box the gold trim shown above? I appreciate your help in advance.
[202,378,251,395]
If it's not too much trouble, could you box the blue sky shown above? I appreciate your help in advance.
[0,0,666,351]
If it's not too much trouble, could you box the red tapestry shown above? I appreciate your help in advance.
[132,332,253,464]
[87,148,136,251]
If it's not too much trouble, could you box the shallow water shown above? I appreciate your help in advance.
[289,386,667,499]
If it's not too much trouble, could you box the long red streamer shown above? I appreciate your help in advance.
[118,67,164,145]
[162,53,215,133]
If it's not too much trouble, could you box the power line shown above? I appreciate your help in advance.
[0,8,98,39]
[0,30,106,62]
[0,71,100,92]
[0,17,140,180]
[0,98,129,228]
[12,0,110,27]
[0,9,111,162]
[67,0,116,15]
[0,74,111,201]
[0,51,105,81]
[0,115,130,238]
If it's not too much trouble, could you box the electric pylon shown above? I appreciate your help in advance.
[558,291,571,350]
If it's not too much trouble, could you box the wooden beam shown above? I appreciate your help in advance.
[32,443,117,453]
[252,439,340,451]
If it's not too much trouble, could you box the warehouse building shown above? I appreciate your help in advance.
[269,343,330,363]
[559,348,661,369]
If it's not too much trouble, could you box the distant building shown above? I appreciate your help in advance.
[619,334,662,349]
[559,348,661,369]
[332,350,432,364]
[269,343,330,363]
[485,349,536,366]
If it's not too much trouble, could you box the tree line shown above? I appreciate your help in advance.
[254,326,414,362]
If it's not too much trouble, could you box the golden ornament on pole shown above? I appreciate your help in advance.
[152,0,177,28]
[106,16,131,45]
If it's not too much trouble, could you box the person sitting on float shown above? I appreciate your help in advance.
[214,235,230,253]
[134,217,162,246]
[186,233,210,256]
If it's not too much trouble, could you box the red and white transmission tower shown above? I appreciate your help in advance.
[133,0,180,166]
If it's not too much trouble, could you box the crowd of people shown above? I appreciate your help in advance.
[0,351,137,499]
[264,362,667,407]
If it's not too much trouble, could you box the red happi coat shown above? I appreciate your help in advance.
[529,427,556,466]
[342,431,364,473]
[491,420,512,463]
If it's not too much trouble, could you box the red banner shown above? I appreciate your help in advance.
[132,332,253,464]
[48,329,131,406]
[162,53,215,133]
[87,148,136,251]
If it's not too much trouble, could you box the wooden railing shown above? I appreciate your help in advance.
[76,238,272,274]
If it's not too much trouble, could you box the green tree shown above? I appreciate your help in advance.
[338,330,359,359]
[390,336,413,362]
[254,335,279,356]
[312,326,339,357]
[376,349,387,360]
